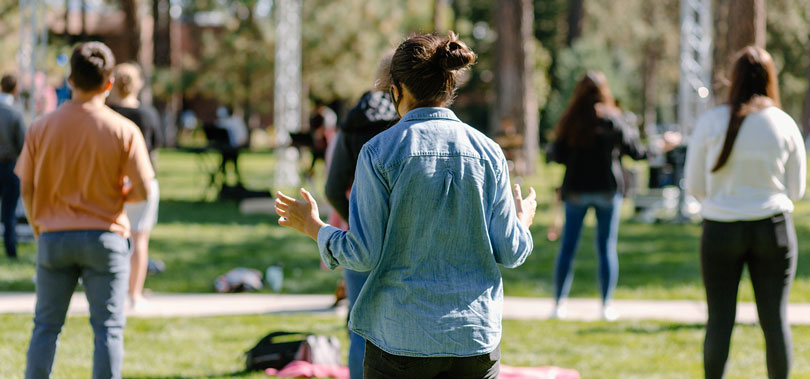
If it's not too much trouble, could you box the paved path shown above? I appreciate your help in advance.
[2,292,810,324]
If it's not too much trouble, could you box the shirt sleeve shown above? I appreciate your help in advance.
[14,123,35,183]
[487,156,533,268]
[546,139,568,164]
[317,145,389,272]
[784,121,806,201]
[616,117,647,160]
[146,106,163,149]
[14,114,26,156]
[684,116,709,200]
[123,125,155,203]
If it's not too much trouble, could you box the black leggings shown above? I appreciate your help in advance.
[701,213,797,379]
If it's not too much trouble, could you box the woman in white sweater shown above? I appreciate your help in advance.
[685,46,805,379]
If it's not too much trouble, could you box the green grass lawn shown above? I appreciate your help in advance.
[0,313,808,378]
[1,149,809,302]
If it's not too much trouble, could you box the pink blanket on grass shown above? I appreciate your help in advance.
[265,360,580,379]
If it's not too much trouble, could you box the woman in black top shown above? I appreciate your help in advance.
[108,63,162,311]
[547,71,648,321]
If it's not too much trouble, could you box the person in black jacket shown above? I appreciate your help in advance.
[323,55,398,379]
[0,74,26,259]
[547,71,649,321]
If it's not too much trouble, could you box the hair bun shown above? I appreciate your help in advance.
[435,33,476,72]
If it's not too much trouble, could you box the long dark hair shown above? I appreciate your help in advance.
[385,32,476,108]
[711,46,781,172]
[554,71,617,147]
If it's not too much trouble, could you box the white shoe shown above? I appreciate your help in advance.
[601,305,619,321]
[128,295,149,314]
[550,303,567,320]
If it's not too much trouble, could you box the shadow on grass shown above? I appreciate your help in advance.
[146,222,342,294]
[503,220,706,297]
[157,200,276,226]
[576,323,705,335]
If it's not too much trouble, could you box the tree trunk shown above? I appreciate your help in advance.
[642,43,660,133]
[151,0,175,146]
[153,0,171,67]
[80,0,86,37]
[121,0,141,63]
[566,0,583,46]
[641,1,660,133]
[727,0,765,54]
[802,36,810,138]
[64,0,70,36]
[711,0,730,101]
[433,0,449,33]
[494,0,538,175]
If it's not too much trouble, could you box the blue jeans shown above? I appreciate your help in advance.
[26,230,131,379]
[344,269,368,379]
[0,160,19,257]
[554,192,622,303]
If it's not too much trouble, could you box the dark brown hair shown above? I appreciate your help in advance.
[0,74,17,94]
[70,42,115,92]
[554,71,617,147]
[711,46,780,172]
[388,32,476,108]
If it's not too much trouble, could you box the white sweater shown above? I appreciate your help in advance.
[684,105,806,221]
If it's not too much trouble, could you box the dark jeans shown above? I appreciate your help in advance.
[363,341,499,379]
[0,160,19,257]
[701,213,797,379]
[554,192,622,303]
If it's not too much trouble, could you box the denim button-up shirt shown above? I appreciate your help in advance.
[317,107,533,357]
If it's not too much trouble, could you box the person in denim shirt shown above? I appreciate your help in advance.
[276,32,536,379]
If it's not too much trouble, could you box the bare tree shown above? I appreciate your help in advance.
[494,0,538,175]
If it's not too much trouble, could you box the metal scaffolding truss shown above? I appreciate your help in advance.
[273,0,302,189]
[678,0,713,138]
[18,0,49,122]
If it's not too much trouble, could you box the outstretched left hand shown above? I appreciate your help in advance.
[275,188,326,241]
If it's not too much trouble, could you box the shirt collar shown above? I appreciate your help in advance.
[0,93,13,106]
[399,107,460,123]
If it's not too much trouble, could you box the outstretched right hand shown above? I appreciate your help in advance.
[514,184,537,229]
[275,188,326,241]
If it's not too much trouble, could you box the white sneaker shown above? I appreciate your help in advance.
[550,303,567,320]
[128,295,149,314]
[601,305,619,321]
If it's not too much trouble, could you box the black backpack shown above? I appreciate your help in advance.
[245,331,307,371]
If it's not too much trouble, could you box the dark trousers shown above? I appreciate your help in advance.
[701,213,797,379]
[363,341,499,379]
[0,160,19,258]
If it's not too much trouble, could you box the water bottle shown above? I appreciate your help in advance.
[266,265,284,292]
